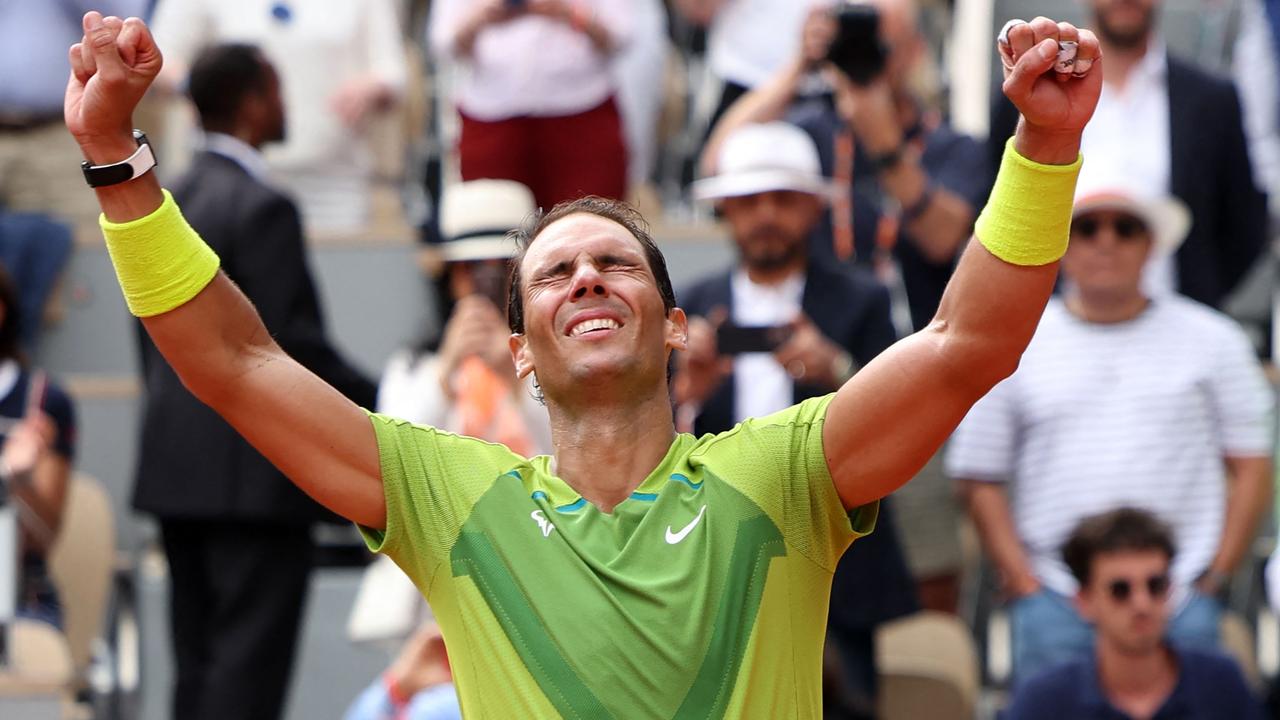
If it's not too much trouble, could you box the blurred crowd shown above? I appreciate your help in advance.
[5,0,1280,719]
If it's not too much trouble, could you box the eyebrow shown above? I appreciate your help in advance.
[530,250,643,280]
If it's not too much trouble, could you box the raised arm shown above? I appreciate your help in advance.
[66,13,386,528]
[824,18,1102,510]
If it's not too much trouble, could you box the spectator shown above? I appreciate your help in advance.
[0,213,73,354]
[151,0,407,232]
[132,45,378,720]
[0,1,147,230]
[1233,0,1280,218]
[0,265,77,631]
[344,179,553,720]
[672,0,830,130]
[949,167,1274,684]
[990,0,1268,309]
[702,0,989,612]
[1005,508,1262,720]
[680,121,916,718]
[428,0,631,211]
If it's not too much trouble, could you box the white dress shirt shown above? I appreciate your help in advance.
[730,270,805,423]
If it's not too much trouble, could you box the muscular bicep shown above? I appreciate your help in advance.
[143,273,387,528]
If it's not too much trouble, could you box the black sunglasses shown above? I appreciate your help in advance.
[1071,214,1149,240]
[1107,573,1171,603]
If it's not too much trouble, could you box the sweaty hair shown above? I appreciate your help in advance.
[187,43,270,130]
[506,196,677,334]
[1062,508,1176,587]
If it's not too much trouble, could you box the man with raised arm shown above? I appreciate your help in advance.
[66,11,1099,717]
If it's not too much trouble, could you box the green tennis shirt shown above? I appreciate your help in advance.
[359,393,876,718]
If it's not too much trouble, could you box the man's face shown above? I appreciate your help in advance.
[719,190,822,274]
[510,213,686,402]
[1091,0,1159,49]
[1062,209,1153,301]
[1075,550,1171,654]
[253,61,287,144]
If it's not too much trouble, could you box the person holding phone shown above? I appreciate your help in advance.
[678,121,915,717]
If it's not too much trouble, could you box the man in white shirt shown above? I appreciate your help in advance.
[948,166,1274,685]
[989,0,1267,309]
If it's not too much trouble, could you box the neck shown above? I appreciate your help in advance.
[207,123,262,151]
[1065,290,1150,324]
[544,389,677,512]
[1097,639,1177,706]
[1099,34,1153,90]
[743,259,805,286]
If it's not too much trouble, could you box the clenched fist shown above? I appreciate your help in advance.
[66,11,163,164]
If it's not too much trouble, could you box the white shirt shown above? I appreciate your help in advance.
[429,0,632,120]
[730,270,804,423]
[707,0,829,89]
[946,298,1274,605]
[1080,41,1175,297]
[202,132,271,183]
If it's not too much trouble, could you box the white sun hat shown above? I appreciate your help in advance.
[1071,165,1190,256]
[691,122,835,201]
[438,179,537,262]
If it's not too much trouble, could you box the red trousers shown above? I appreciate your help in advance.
[457,97,628,211]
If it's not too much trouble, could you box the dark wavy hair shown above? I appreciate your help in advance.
[506,196,677,334]
[1062,507,1176,587]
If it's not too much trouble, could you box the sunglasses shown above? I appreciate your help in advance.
[1107,573,1171,603]
[1071,214,1149,240]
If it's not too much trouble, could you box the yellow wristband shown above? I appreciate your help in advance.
[99,190,221,318]
[974,137,1082,266]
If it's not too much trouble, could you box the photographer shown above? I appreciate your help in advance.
[701,0,990,614]
[678,121,916,719]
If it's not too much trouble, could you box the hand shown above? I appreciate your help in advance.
[672,310,732,408]
[438,296,516,395]
[998,17,1102,163]
[387,623,452,697]
[772,314,847,390]
[830,75,903,155]
[1,414,53,485]
[66,12,163,162]
[1004,571,1042,601]
[330,78,393,130]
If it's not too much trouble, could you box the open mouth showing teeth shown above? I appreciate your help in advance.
[569,318,620,337]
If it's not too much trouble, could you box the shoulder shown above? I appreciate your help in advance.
[1178,646,1252,682]
[1156,296,1250,342]
[805,262,889,307]
[678,271,732,314]
[1004,660,1091,719]
[1167,53,1239,100]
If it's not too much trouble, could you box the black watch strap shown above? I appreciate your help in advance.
[81,130,158,188]
[866,145,905,173]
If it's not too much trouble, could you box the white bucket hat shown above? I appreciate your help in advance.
[438,179,537,262]
[691,122,835,201]
[1071,166,1190,256]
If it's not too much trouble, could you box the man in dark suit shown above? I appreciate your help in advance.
[677,121,917,720]
[132,44,377,720]
[990,0,1267,309]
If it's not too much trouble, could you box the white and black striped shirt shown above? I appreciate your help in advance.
[947,297,1274,600]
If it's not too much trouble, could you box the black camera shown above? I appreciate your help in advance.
[826,3,888,86]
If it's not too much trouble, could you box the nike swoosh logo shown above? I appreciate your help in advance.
[665,504,707,545]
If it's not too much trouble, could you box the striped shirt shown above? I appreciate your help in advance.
[947,297,1273,601]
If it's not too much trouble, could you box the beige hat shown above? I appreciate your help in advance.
[691,122,835,201]
[438,179,537,262]
[1072,168,1190,256]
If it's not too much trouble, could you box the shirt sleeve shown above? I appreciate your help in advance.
[1207,323,1274,456]
[40,381,76,462]
[945,376,1019,483]
[358,413,524,595]
[427,0,466,60]
[692,394,874,573]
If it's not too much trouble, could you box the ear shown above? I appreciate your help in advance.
[510,333,534,379]
[665,307,689,352]
[1073,589,1098,625]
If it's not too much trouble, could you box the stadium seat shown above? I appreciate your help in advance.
[877,610,980,720]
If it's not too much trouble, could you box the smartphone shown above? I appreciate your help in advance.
[826,3,888,86]
[717,323,791,355]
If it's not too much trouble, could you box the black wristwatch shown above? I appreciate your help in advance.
[866,144,905,173]
[81,130,158,188]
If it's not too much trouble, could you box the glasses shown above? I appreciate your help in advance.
[1107,574,1171,603]
[1071,214,1149,241]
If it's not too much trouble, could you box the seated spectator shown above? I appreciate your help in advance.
[949,166,1274,684]
[0,264,76,629]
[345,179,553,720]
[680,121,916,718]
[427,0,631,211]
[1005,508,1262,720]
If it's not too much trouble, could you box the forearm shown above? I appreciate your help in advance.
[1207,457,1273,577]
[961,480,1039,594]
[10,457,70,551]
[877,159,975,263]
[700,58,806,176]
